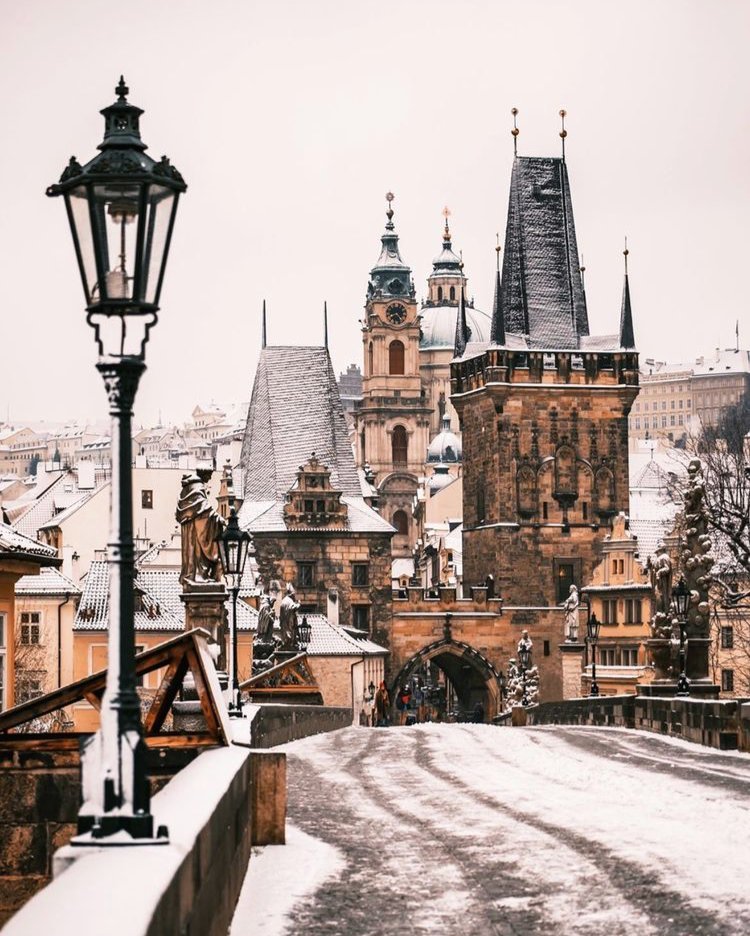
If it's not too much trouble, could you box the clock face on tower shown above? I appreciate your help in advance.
[386,303,407,325]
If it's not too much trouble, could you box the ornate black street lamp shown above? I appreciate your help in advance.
[367,680,376,702]
[219,509,253,716]
[586,610,601,697]
[673,576,691,697]
[296,615,312,652]
[517,644,531,706]
[47,78,185,842]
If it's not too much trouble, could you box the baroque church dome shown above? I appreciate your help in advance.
[427,414,462,463]
[419,217,491,350]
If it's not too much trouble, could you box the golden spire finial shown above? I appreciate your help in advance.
[385,190,394,222]
[511,107,519,156]
[559,109,567,159]
[442,205,451,241]
[495,232,502,271]
[623,236,629,274]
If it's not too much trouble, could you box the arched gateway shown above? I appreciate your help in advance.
[390,638,503,721]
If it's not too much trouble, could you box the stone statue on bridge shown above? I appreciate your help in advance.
[176,473,226,587]
[562,584,580,641]
[279,583,300,649]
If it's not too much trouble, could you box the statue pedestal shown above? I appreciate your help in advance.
[180,582,228,672]
[559,641,586,699]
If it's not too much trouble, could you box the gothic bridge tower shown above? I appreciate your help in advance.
[451,152,639,609]
[355,195,432,558]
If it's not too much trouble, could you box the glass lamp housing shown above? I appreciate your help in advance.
[673,577,690,617]
[219,510,251,585]
[586,612,601,642]
[47,78,186,359]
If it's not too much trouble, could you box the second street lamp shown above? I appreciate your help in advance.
[673,576,691,697]
[47,78,186,843]
[586,610,601,697]
[219,509,253,716]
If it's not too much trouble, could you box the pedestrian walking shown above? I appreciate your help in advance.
[374,681,390,727]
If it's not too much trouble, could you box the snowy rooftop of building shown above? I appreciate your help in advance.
[15,567,81,595]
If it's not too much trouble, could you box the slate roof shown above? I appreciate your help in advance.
[303,615,388,657]
[239,345,393,535]
[74,560,259,632]
[0,522,58,562]
[241,346,362,501]
[12,468,108,539]
[239,495,394,535]
[15,567,80,595]
[497,157,589,347]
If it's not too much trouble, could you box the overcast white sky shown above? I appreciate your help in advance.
[1,0,748,428]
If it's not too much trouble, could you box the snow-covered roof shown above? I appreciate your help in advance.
[0,521,58,562]
[15,567,80,595]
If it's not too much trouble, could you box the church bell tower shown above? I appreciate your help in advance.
[356,194,431,558]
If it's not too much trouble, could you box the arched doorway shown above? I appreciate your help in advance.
[390,639,502,722]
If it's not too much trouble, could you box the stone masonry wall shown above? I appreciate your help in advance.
[0,743,197,926]
[252,531,392,650]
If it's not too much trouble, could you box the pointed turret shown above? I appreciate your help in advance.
[490,238,506,345]
[619,243,635,349]
[367,192,413,301]
[499,156,589,347]
[454,277,469,358]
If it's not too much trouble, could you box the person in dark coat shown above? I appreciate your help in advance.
[374,681,390,727]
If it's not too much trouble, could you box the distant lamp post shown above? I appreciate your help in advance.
[517,644,531,706]
[47,78,185,843]
[296,614,312,652]
[673,576,691,697]
[219,509,253,716]
[586,610,601,697]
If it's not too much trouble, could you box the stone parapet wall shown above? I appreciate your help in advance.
[516,695,750,752]
[249,704,352,748]
[525,695,635,729]
[4,744,259,936]
[635,696,746,751]
[0,742,196,927]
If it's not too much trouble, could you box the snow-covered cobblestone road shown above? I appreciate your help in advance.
[230,725,750,936]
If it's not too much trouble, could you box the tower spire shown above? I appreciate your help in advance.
[323,301,329,348]
[491,234,506,345]
[454,253,469,358]
[262,299,267,349]
[619,239,635,349]
[511,107,519,157]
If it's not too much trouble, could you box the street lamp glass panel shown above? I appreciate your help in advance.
[587,612,601,642]
[297,616,312,650]
[66,186,99,304]
[142,185,177,305]
[673,577,689,617]
[92,183,142,303]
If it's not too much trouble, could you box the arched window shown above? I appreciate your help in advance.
[393,509,409,536]
[368,341,373,375]
[392,425,408,465]
[389,340,405,375]
[449,285,456,301]
[437,286,443,301]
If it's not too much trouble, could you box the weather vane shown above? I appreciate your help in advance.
[559,109,567,159]
[385,191,394,221]
[511,107,519,156]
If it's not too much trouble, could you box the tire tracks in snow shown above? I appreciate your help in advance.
[423,726,738,936]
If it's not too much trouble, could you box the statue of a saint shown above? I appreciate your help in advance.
[279,583,300,649]
[563,584,580,641]
[256,593,276,642]
[650,541,673,615]
[175,473,226,586]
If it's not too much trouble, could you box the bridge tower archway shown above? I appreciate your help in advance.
[390,639,502,721]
